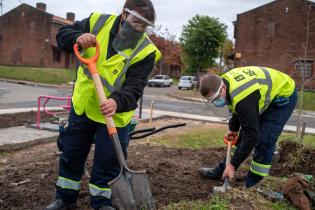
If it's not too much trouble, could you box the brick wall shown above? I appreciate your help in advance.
[234,0,315,89]
[0,4,75,69]
[0,4,52,67]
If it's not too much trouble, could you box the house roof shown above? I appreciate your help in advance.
[52,16,73,25]
[1,3,73,25]
[237,0,315,16]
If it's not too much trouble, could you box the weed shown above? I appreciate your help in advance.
[164,195,229,210]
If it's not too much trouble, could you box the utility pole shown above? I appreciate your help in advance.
[296,3,311,137]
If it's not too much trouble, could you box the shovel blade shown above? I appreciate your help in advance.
[109,170,155,210]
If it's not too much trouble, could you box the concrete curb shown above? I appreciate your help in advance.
[0,107,63,115]
[0,78,72,88]
[0,136,57,151]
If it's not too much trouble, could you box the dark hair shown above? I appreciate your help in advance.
[200,74,222,97]
[123,0,156,24]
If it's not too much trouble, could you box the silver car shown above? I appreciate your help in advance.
[178,76,196,90]
[148,75,173,87]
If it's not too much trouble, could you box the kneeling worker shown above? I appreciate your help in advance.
[199,66,297,188]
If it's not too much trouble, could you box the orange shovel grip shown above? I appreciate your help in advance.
[73,42,100,75]
[224,135,238,145]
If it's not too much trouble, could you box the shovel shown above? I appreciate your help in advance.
[74,42,155,210]
[213,135,237,193]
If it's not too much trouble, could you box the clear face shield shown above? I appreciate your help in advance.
[112,8,154,56]
[201,81,223,104]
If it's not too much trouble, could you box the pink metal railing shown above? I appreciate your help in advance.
[37,95,71,129]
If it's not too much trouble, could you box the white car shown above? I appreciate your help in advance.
[178,76,197,90]
[148,75,173,87]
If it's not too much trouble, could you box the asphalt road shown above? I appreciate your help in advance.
[0,81,314,128]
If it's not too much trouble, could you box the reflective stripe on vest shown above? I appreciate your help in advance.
[259,67,272,113]
[91,14,110,35]
[249,160,271,177]
[229,67,272,114]
[89,183,111,198]
[56,176,81,191]
[82,38,151,93]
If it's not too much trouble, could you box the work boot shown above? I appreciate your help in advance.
[98,205,116,210]
[198,167,224,179]
[45,198,77,210]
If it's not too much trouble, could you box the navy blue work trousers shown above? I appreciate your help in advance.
[216,90,297,187]
[55,106,130,209]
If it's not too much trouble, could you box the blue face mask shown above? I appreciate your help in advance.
[212,97,226,107]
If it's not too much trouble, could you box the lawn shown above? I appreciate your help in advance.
[149,123,315,149]
[298,91,315,111]
[149,124,227,149]
[0,65,76,85]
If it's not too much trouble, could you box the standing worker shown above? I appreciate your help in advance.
[198,66,297,188]
[45,0,161,210]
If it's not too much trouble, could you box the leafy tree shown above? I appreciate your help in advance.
[218,39,235,72]
[180,15,227,74]
[223,39,235,66]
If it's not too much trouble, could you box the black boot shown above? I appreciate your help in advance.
[98,205,116,210]
[198,167,224,179]
[45,199,76,210]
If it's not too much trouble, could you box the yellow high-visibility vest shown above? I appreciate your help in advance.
[221,66,295,114]
[72,13,161,127]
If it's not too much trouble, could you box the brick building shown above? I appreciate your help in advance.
[234,0,315,89]
[0,3,75,68]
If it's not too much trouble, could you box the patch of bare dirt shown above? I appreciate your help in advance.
[271,141,315,176]
[0,114,313,209]
[0,111,53,129]
[0,141,229,210]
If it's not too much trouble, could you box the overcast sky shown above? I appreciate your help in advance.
[0,0,294,40]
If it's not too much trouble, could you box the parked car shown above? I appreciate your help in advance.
[178,76,197,90]
[148,75,173,87]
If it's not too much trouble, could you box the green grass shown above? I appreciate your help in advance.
[165,195,229,210]
[279,133,315,148]
[0,151,6,157]
[164,187,295,210]
[150,125,227,149]
[0,65,76,84]
[150,124,315,149]
[268,201,296,210]
[298,91,315,111]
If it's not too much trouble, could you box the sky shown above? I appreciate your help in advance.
[0,0,289,40]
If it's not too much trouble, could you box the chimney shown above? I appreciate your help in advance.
[36,2,46,12]
[66,12,75,22]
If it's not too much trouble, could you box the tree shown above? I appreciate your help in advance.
[149,25,184,77]
[217,39,235,73]
[222,39,235,66]
[180,15,227,74]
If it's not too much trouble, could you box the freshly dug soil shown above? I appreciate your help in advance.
[0,111,53,129]
[0,142,229,210]
[0,113,314,209]
[2,140,313,210]
[271,141,315,176]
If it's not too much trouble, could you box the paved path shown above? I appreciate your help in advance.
[0,80,314,151]
[0,107,314,151]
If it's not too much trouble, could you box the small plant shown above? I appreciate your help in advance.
[164,195,229,210]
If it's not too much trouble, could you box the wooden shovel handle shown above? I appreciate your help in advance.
[225,141,232,167]
[73,42,116,133]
